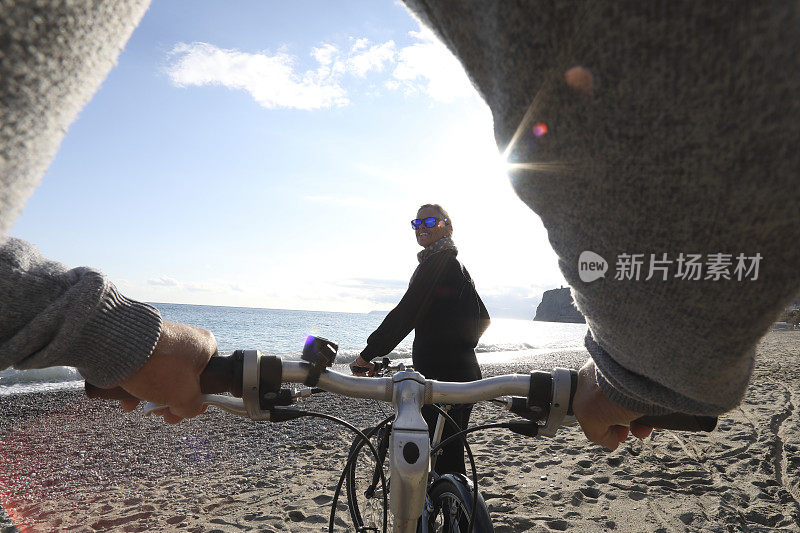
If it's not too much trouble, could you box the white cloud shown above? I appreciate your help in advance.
[311,43,339,66]
[165,42,348,110]
[147,275,180,287]
[185,282,214,293]
[329,278,408,307]
[145,275,247,296]
[164,24,475,109]
[346,40,396,78]
[391,26,475,103]
[351,38,370,53]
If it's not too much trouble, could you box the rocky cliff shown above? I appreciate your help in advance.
[534,287,586,323]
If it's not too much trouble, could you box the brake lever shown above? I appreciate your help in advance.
[143,394,249,417]
[143,386,317,418]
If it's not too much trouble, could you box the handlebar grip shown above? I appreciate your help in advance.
[634,413,717,432]
[85,353,244,401]
[199,353,243,397]
[85,382,138,400]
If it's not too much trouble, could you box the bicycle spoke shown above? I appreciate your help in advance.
[429,491,472,533]
[346,429,392,532]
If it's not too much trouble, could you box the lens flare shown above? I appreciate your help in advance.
[532,122,548,138]
[0,460,30,531]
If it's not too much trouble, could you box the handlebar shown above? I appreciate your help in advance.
[86,350,717,433]
[85,344,717,532]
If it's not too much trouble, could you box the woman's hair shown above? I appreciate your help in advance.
[418,203,453,233]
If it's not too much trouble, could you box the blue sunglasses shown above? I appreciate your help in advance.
[411,217,446,230]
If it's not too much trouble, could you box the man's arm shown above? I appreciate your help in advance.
[0,1,151,238]
[402,0,800,421]
[0,238,215,421]
[0,238,162,386]
[0,2,224,421]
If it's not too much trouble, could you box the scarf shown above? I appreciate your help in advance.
[417,236,458,263]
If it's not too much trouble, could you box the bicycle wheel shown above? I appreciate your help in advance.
[424,474,493,533]
[345,423,392,532]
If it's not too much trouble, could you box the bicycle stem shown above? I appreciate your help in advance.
[388,370,430,532]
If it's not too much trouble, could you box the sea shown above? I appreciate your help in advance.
[0,303,587,396]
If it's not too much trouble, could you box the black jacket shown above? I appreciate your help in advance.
[360,251,490,382]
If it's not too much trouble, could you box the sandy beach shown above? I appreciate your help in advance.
[1,331,798,532]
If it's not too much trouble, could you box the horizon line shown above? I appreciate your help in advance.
[144,301,390,315]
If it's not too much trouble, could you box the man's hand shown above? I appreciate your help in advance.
[349,355,374,377]
[572,358,653,450]
[118,321,217,424]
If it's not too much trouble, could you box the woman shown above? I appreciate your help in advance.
[349,204,490,475]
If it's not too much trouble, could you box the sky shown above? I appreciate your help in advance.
[10,0,565,318]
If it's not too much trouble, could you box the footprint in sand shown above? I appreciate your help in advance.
[312,494,332,505]
[89,511,153,531]
[545,518,569,530]
[579,486,600,499]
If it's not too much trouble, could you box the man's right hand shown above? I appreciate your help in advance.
[572,358,654,450]
[118,320,217,424]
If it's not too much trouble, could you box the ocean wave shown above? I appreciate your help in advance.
[0,380,84,396]
[0,366,81,386]
[476,342,537,353]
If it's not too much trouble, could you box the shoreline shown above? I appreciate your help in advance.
[1,334,798,531]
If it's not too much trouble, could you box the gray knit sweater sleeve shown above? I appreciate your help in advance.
[0,2,157,386]
[0,238,162,387]
[403,1,800,415]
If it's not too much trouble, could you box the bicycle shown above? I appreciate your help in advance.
[345,357,493,532]
[86,336,718,533]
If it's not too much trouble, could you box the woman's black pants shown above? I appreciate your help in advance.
[421,403,473,476]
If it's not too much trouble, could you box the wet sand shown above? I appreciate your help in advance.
[0,332,798,532]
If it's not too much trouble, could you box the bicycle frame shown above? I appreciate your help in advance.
[351,404,477,532]
[429,405,450,474]
[388,370,429,532]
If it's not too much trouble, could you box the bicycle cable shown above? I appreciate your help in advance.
[259,408,389,533]
[431,421,533,533]
[430,404,482,533]
[431,422,524,456]
[335,414,395,533]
